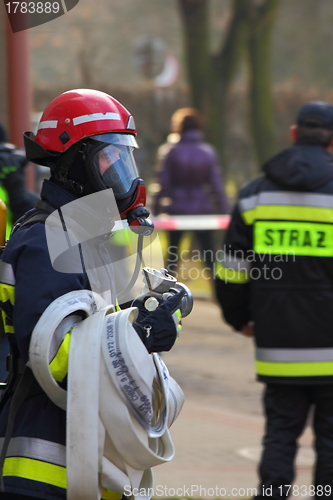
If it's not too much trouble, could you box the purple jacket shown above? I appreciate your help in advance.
[153,130,228,215]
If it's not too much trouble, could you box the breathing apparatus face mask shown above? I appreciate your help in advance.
[85,133,153,235]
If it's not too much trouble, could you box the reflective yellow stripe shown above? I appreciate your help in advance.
[254,220,333,256]
[3,457,66,489]
[49,330,71,382]
[242,208,256,225]
[256,360,333,377]
[0,283,15,306]
[101,488,122,500]
[3,457,122,499]
[0,187,12,239]
[172,308,183,335]
[2,311,13,334]
[215,262,249,284]
[4,324,14,334]
[242,205,333,225]
[175,308,182,333]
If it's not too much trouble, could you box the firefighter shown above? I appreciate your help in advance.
[0,89,183,500]
[215,101,333,499]
[0,124,39,383]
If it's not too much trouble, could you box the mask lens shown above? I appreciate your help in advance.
[92,143,139,195]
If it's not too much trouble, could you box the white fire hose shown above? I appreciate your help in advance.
[29,290,184,500]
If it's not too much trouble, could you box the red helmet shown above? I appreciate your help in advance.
[24,89,153,233]
[24,89,136,160]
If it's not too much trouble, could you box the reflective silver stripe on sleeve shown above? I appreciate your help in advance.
[0,436,66,467]
[220,253,251,272]
[0,261,15,286]
[238,195,258,213]
[239,191,333,213]
[256,347,333,363]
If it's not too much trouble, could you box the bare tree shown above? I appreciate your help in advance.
[247,0,281,166]
[178,0,281,172]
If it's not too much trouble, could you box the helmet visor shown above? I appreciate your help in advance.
[89,133,139,196]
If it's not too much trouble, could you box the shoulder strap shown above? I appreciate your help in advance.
[35,200,55,214]
[10,200,56,236]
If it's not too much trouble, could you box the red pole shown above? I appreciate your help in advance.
[6,18,35,191]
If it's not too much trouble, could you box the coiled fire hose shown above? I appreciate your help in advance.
[29,290,184,500]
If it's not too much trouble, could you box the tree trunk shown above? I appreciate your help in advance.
[178,0,249,171]
[178,0,281,176]
[178,0,210,112]
[246,0,281,169]
[208,0,250,167]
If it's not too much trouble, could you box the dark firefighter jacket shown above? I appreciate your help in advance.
[0,179,121,500]
[0,142,38,227]
[215,142,333,385]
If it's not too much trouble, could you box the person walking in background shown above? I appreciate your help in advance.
[152,108,228,278]
[215,101,333,499]
[154,107,187,170]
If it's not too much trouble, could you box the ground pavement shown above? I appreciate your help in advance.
[153,299,316,499]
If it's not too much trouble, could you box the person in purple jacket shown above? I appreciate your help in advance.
[153,108,228,277]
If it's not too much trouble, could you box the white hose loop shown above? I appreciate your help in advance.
[100,308,169,439]
[29,290,107,410]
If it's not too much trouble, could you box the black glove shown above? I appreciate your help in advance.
[132,290,185,353]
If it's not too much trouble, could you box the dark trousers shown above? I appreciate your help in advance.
[255,384,333,499]
[166,229,215,276]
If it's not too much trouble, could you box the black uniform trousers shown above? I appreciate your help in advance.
[166,229,215,275]
[255,383,333,500]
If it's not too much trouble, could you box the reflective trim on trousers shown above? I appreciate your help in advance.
[256,360,333,377]
[256,347,333,363]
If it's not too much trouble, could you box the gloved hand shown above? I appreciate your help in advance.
[132,290,184,353]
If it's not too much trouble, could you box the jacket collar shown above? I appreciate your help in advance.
[40,179,78,210]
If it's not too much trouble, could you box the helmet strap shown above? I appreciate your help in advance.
[54,143,84,196]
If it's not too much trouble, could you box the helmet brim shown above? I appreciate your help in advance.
[24,131,60,167]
